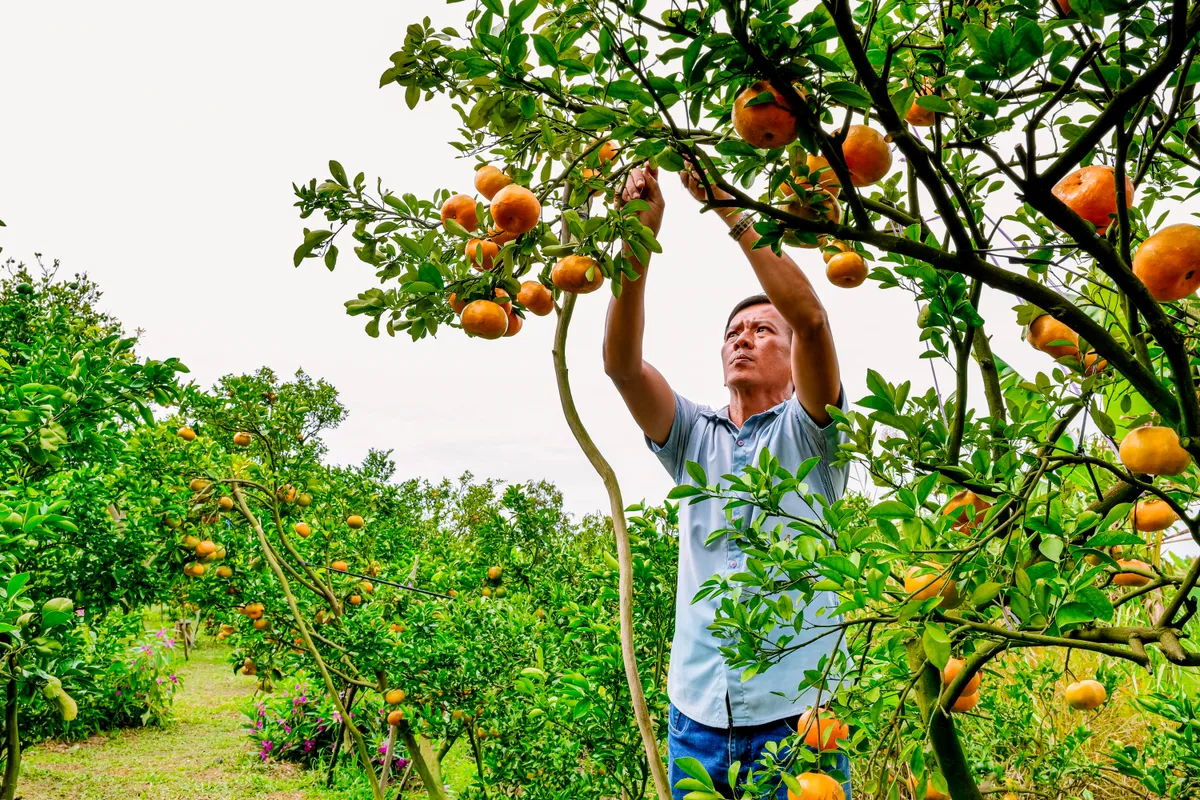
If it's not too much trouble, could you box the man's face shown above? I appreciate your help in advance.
[721,303,793,393]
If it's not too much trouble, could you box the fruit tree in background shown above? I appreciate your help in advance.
[292,0,1200,798]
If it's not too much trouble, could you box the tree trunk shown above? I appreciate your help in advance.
[399,726,448,800]
[1,675,20,800]
[905,639,982,800]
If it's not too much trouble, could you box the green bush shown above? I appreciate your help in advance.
[21,611,182,743]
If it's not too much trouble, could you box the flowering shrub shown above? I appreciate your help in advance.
[23,609,182,741]
[243,679,340,764]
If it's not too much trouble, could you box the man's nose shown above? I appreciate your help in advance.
[734,330,754,348]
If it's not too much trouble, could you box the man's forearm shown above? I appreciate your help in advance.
[602,245,650,381]
[719,209,830,337]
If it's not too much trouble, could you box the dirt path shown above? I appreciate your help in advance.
[20,637,333,800]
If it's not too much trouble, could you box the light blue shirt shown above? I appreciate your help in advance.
[648,390,849,728]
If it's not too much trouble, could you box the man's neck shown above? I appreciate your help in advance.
[727,386,790,428]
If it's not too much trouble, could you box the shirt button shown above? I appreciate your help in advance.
[728,560,738,568]
[736,439,746,446]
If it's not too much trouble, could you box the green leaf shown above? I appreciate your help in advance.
[867,500,915,520]
[1038,537,1064,563]
[685,461,707,487]
[922,623,951,669]
[417,263,445,290]
[972,581,1003,606]
[329,160,349,186]
[1056,600,1097,628]
[576,107,620,129]
[607,80,648,102]
[916,95,954,114]
[402,281,438,294]
[531,34,558,67]
[673,757,715,790]
[825,81,872,109]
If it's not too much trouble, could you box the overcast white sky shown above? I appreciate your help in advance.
[1,3,1194,557]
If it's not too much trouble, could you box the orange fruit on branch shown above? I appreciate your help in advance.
[297,492,313,507]
[233,431,252,447]
[474,165,512,201]
[216,565,233,578]
[1132,223,1200,302]
[490,184,541,235]
[904,79,938,127]
[294,521,312,538]
[461,299,509,339]
[595,139,619,166]
[440,194,479,232]
[1082,350,1107,375]
[503,311,523,337]
[218,496,234,512]
[909,776,949,800]
[448,292,468,315]
[1118,425,1191,475]
[942,657,981,697]
[466,238,499,271]
[787,772,843,800]
[387,709,405,726]
[1113,559,1152,587]
[348,594,362,606]
[386,688,406,705]
[950,691,978,712]
[1027,314,1079,359]
[825,251,867,288]
[785,154,842,199]
[943,490,991,532]
[517,281,554,316]
[331,560,349,572]
[488,227,519,247]
[177,426,196,442]
[840,125,892,186]
[196,540,217,558]
[1050,165,1133,234]
[1130,497,1177,532]
[797,707,848,751]
[253,617,269,631]
[346,514,365,529]
[189,478,210,493]
[552,255,605,294]
[243,602,264,619]
[822,240,852,263]
[1065,679,1107,710]
[487,565,502,581]
[733,81,798,150]
[904,566,957,606]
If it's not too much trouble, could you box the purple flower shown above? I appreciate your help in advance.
[169,674,178,683]
[262,740,273,752]
[378,742,389,755]
[396,757,409,770]
[115,690,122,696]
[303,740,315,753]
[75,608,85,617]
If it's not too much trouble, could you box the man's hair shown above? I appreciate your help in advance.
[725,293,773,331]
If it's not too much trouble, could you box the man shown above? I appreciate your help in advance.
[602,162,852,800]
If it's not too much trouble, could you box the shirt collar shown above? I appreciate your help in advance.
[701,397,790,424]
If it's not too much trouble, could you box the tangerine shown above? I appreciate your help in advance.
[1132,223,1200,302]
[440,194,479,232]
[732,81,798,150]
[1050,165,1133,234]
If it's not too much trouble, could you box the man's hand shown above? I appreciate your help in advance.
[618,163,664,236]
[680,162,734,206]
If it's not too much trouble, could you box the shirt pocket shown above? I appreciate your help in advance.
[667,703,692,737]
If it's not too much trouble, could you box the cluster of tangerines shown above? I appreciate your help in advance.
[731,81,896,291]
[901,486,1168,612]
[479,564,506,599]
[439,143,621,339]
[1026,167,1200,361]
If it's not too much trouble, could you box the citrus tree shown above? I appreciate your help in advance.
[0,262,186,800]
[154,369,680,800]
[288,0,1200,797]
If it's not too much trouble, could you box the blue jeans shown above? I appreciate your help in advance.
[667,704,852,800]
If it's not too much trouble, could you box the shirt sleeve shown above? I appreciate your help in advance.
[787,387,850,498]
[645,392,701,484]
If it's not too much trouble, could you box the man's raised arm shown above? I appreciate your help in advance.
[602,165,677,446]
[681,166,842,426]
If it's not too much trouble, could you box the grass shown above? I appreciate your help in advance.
[20,635,339,800]
[19,621,479,800]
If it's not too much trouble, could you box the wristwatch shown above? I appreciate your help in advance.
[728,214,755,241]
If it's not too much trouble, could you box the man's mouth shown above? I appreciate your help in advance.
[730,354,752,364]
